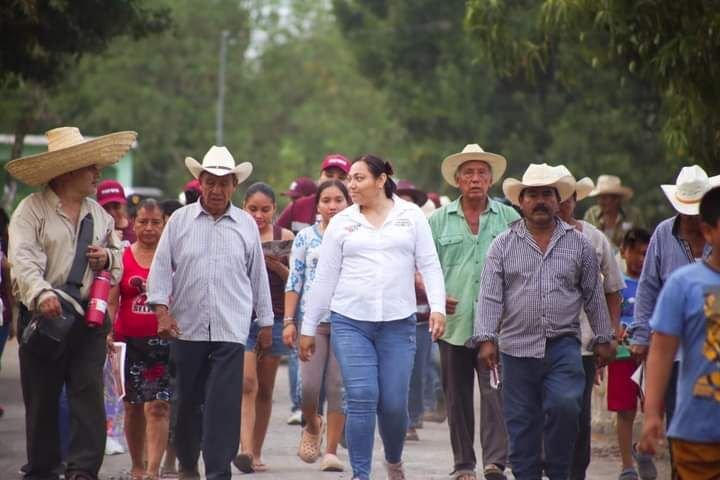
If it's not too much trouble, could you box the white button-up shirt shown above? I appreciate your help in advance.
[147,201,274,344]
[302,196,446,336]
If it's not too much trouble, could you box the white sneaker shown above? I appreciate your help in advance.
[287,409,303,425]
[105,436,125,455]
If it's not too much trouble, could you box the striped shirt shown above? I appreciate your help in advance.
[470,218,613,358]
[147,201,274,344]
[630,215,712,346]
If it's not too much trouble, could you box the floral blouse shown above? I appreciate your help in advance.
[285,223,329,323]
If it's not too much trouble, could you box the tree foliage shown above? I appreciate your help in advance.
[466,0,720,171]
[0,0,171,87]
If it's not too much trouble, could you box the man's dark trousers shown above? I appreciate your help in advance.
[172,340,245,480]
[19,315,108,480]
[438,340,508,474]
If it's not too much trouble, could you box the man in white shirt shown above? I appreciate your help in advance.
[148,146,273,480]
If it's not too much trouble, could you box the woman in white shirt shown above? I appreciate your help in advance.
[300,155,446,480]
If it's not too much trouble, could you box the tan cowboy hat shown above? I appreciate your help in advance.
[185,146,252,183]
[589,174,633,200]
[661,165,720,216]
[555,165,595,201]
[502,163,575,206]
[5,127,136,187]
[441,144,507,187]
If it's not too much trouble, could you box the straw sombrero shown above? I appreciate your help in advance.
[556,165,595,201]
[661,165,720,216]
[441,144,507,187]
[185,146,252,184]
[589,175,633,200]
[5,127,137,186]
[502,164,575,206]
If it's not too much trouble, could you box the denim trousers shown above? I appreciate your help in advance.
[501,336,585,480]
[423,341,443,411]
[288,347,301,412]
[408,322,432,427]
[330,312,416,480]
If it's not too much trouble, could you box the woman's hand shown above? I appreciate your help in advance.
[299,335,315,361]
[428,312,446,341]
[265,254,287,273]
[283,323,297,348]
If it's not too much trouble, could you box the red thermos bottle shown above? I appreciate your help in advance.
[86,271,112,328]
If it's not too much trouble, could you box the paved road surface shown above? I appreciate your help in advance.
[0,341,670,479]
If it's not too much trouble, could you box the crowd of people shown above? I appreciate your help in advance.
[0,125,719,480]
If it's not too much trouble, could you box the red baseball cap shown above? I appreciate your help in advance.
[320,154,351,174]
[284,177,317,199]
[184,179,201,193]
[96,180,127,206]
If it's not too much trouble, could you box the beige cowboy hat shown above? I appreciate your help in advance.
[5,127,137,187]
[555,165,595,201]
[661,165,720,216]
[185,146,252,183]
[441,144,507,187]
[502,163,575,206]
[589,174,633,200]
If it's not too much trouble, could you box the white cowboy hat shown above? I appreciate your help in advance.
[589,174,634,200]
[441,144,507,187]
[502,163,576,206]
[5,127,136,186]
[185,146,252,184]
[555,165,595,201]
[661,165,720,216]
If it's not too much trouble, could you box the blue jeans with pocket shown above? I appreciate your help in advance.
[330,312,416,480]
[408,322,432,428]
[501,335,585,480]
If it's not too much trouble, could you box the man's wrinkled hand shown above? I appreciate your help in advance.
[39,294,62,318]
[477,341,498,370]
[445,296,458,315]
[86,245,109,272]
[157,310,181,339]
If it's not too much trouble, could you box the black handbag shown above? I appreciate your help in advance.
[21,213,94,360]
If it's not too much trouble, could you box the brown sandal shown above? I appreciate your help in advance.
[297,415,324,463]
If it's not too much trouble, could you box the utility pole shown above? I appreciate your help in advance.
[216,30,230,146]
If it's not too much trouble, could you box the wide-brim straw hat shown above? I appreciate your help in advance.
[441,144,507,187]
[5,127,136,186]
[502,163,576,206]
[589,174,633,200]
[555,165,595,201]
[185,146,252,184]
[661,165,720,216]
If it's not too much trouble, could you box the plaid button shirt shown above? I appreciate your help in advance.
[470,218,613,358]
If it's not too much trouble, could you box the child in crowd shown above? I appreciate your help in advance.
[639,186,720,478]
[610,228,656,480]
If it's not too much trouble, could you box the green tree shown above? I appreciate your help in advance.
[466,0,720,171]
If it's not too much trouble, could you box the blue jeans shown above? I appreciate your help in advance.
[288,347,301,412]
[408,322,432,427]
[331,312,416,480]
[501,336,585,480]
[423,341,442,411]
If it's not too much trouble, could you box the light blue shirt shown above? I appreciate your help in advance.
[147,201,274,344]
[631,216,712,345]
[650,262,720,442]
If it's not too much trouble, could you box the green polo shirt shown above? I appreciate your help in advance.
[428,197,520,346]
